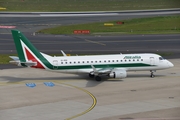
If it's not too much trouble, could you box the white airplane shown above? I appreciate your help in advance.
[10,30,174,81]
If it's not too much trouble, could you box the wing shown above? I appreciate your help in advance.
[91,65,113,75]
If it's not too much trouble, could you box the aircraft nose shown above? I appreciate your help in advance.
[168,61,174,67]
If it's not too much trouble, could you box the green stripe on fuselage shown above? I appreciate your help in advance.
[50,63,153,70]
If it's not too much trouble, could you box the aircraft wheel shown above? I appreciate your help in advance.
[95,76,101,81]
[89,73,94,78]
[151,74,155,78]
[150,70,155,78]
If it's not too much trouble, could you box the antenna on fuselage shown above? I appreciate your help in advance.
[61,50,67,56]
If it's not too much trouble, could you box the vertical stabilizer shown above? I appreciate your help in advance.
[11,30,50,69]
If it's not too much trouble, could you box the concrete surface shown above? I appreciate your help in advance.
[0,59,179,120]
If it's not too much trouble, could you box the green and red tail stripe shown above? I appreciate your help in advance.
[11,30,52,69]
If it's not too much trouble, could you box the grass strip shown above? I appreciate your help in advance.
[0,54,15,64]
[0,0,179,12]
[38,15,180,35]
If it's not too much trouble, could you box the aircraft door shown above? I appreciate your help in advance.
[150,57,155,65]
[53,60,58,69]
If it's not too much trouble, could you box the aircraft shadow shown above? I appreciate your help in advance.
[127,74,165,78]
[0,75,124,87]
[80,75,124,87]
[0,74,165,87]
[0,75,85,82]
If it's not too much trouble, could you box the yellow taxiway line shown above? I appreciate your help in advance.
[85,39,106,46]
[54,81,97,120]
[0,80,97,120]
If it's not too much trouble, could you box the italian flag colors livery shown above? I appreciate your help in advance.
[11,30,52,69]
[10,30,174,81]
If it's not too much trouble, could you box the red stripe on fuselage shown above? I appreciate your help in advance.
[25,48,45,69]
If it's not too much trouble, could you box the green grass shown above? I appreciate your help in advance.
[38,15,180,35]
[0,54,15,64]
[0,0,179,12]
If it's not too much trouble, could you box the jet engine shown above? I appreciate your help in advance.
[109,69,127,79]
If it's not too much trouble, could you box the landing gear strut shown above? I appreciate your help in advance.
[150,70,155,78]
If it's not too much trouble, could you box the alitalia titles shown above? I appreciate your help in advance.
[124,56,141,59]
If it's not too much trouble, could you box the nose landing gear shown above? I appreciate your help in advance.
[150,70,156,78]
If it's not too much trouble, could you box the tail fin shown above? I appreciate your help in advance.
[11,30,49,69]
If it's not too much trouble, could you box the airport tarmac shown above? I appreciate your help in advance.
[0,59,180,120]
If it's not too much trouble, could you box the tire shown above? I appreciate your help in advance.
[151,74,154,78]
[95,76,101,81]
[89,73,94,78]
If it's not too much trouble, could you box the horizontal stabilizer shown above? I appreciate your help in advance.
[9,56,37,66]
[9,56,21,66]
[9,56,19,61]
[21,61,37,66]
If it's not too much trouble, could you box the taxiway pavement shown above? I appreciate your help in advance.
[0,59,179,120]
[0,33,180,58]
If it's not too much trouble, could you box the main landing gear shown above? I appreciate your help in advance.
[89,73,101,81]
[150,70,156,78]
[89,73,94,78]
[95,76,101,81]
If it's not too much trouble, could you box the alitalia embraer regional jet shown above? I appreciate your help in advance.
[10,30,174,81]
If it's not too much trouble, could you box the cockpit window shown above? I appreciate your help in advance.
[159,57,165,60]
